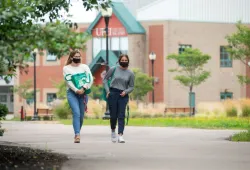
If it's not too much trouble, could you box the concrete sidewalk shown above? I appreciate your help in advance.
[0,121,249,170]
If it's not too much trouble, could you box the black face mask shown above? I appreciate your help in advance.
[72,58,81,63]
[119,62,129,68]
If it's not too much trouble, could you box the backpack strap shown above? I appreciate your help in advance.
[126,105,129,125]
[110,67,116,80]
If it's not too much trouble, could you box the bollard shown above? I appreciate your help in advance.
[20,106,25,121]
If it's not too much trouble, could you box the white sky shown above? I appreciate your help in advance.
[39,0,124,23]
[61,0,99,23]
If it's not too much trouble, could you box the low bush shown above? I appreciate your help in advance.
[54,101,72,119]
[0,103,8,120]
[231,129,250,142]
[242,105,250,117]
[26,116,32,121]
[226,107,238,117]
[93,106,102,119]
[43,116,50,121]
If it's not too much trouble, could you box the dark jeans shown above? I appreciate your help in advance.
[108,88,129,135]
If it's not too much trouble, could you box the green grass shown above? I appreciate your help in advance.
[231,130,250,142]
[60,117,250,129]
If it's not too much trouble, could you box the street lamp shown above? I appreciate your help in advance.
[149,52,156,106]
[101,7,113,119]
[32,51,38,121]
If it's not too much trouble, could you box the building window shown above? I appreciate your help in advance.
[10,95,14,103]
[46,51,57,61]
[101,37,111,50]
[220,46,232,67]
[93,38,102,57]
[179,44,192,54]
[92,37,128,58]
[111,37,120,51]
[0,95,7,103]
[220,92,233,100]
[47,93,57,103]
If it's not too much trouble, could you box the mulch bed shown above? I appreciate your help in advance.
[0,144,69,170]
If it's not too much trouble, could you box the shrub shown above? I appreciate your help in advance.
[37,116,41,121]
[26,116,32,121]
[93,107,102,119]
[43,116,50,121]
[130,112,142,118]
[226,107,238,117]
[0,128,5,136]
[54,100,71,119]
[242,105,250,117]
[231,129,250,142]
[141,114,151,118]
[88,85,103,100]
[0,103,8,120]
[0,122,5,136]
[152,113,164,118]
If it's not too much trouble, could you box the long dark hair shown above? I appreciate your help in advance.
[118,54,129,63]
[65,50,81,66]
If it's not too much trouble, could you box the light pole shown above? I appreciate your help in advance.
[149,52,156,106]
[101,7,113,119]
[32,51,38,121]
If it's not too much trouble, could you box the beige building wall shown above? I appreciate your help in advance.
[86,39,93,64]
[164,21,248,107]
[140,20,248,106]
[128,34,146,72]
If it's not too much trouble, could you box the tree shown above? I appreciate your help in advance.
[226,21,250,84]
[88,85,103,100]
[13,80,38,112]
[167,48,211,113]
[53,80,67,99]
[0,0,111,79]
[130,68,153,104]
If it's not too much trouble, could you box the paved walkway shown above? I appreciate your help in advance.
[0,121,250,170]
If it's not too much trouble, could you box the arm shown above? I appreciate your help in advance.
[63,67,78,92]
[124,72,135,94]
[103,67,115,93]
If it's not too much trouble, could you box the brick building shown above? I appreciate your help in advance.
[5,1,250,115]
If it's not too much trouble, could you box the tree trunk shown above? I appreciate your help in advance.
[189,85,193,117]
[189,85,193,93]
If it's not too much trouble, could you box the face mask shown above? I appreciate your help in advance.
[119,62,129,68]
[72,58,81,63]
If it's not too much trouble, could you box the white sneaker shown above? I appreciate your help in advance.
[118,135,125,143]
[111,131,117,143]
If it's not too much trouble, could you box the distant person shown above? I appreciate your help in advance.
[63,50,93,143]
[103,54,135,143]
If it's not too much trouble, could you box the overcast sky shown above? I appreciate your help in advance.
[61,0,99,23]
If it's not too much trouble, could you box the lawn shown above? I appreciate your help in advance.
[60,117,250,129]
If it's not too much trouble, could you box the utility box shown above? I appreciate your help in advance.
[189,92,195,108]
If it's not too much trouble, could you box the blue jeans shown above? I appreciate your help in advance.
[67,89,85,135]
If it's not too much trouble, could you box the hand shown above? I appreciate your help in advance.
[76,88,84,95]
[106,92,110,98]
[83,84,88,89]
[120,91,126,97]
